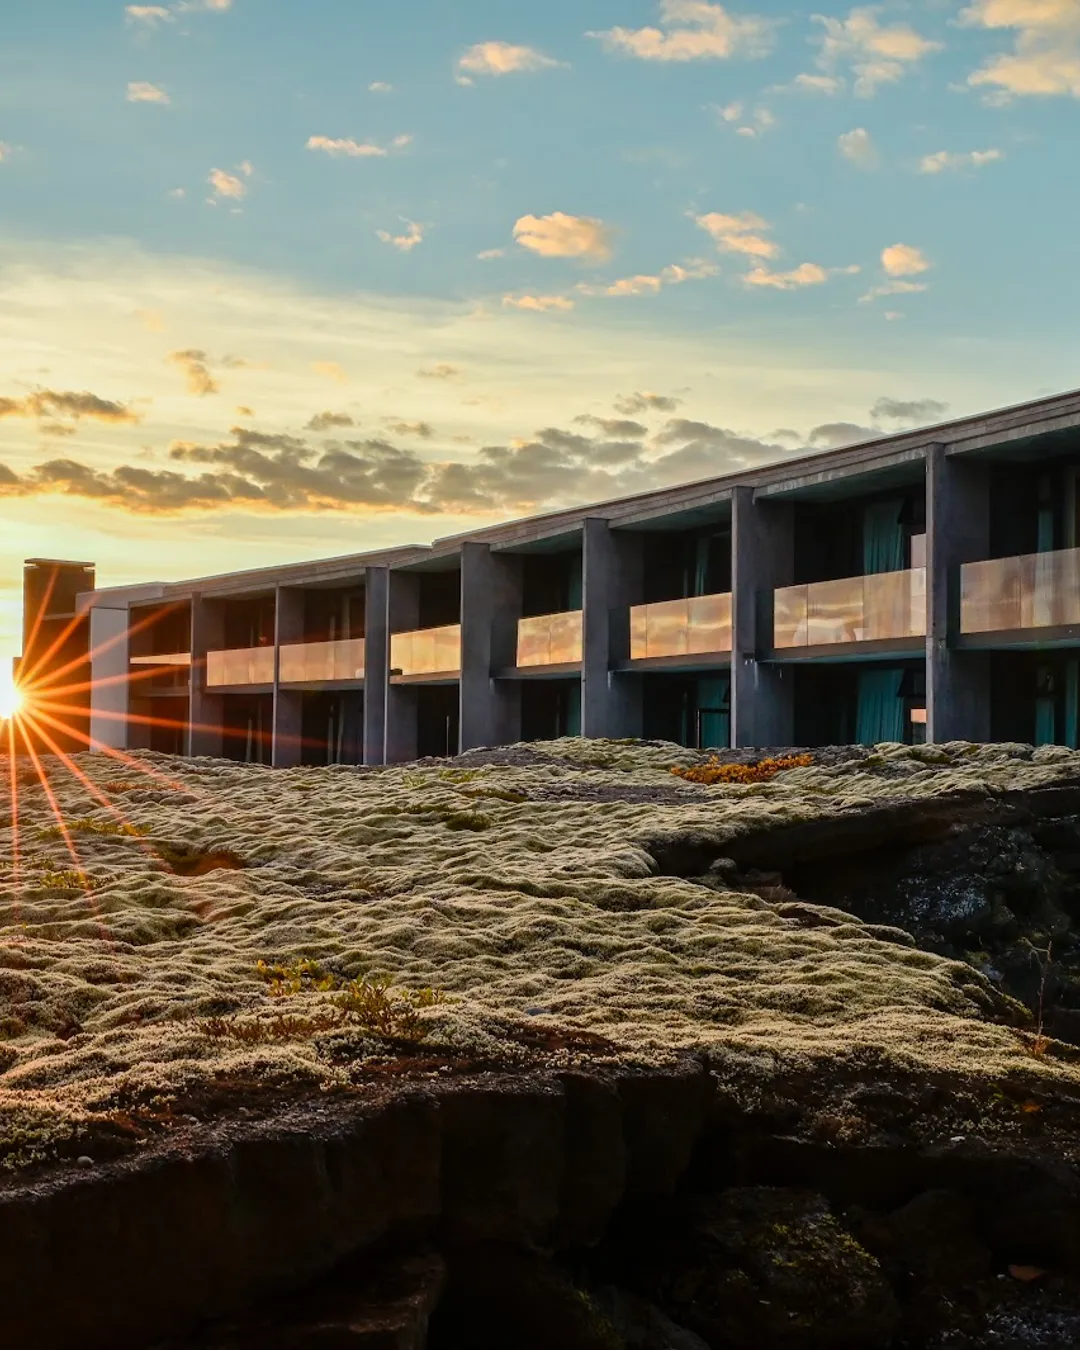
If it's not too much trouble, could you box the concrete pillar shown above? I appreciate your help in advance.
[926,444,991,743]
[87,605,131,751]
[188,594,224,758]
[363,566,390,765]
[385,571,420,763]
[272,586,304,768]
[581,518,643,738]
[731,487,795,747]
[459,542,522,750]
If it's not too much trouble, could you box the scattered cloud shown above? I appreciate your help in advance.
[305,134,410,158]
[305,411,355,432]
[385,420,434,438]
[368,81,393,93]
[127,81,170,103]
[135,308,166,332]
[579,258,718,298]
[918,147,1003,173]
[573,414,649,437]
[693,210,777,258]
[455,40,563,84]
[871,395,948,423]
[208,167,247,200]
[588,1,778,63]
[124,4,172,23]
[614,391,681,414]
[417,363,461,380]
[502,293,575,312]
[881,242,931,276]
[513,211,615,262]
[744,262,830,289]
[0,389,142,425]
[838,126,879,167]
[376,219,425,251]
[478,248,506,260]
[166,349,221,396]
[960,0,1080,100]
[713,101,776,135]
[312,361,348,383]
[803,5,943,96]
[787,72,844,93]
[860,279,929,303]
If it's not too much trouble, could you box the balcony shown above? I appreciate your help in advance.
[516,611,583,668]
[961,547,1080,635]
[279,638,365,684]
[206,645,275,688]
[629,593,732,661]
[774,568,926,649]
[130,652,191,667]
[390,624,462,678]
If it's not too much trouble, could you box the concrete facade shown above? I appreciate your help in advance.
[16,387,1080,761]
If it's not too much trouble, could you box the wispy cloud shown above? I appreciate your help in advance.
[305,411,355,432]
[579,259,718,297]
[165,348,235,396]
[838,126,879,167]
[417,363,462,380]
[712,101,776,135]
[368,81,393,93]
[502,293,575,312]
[312,361,348,384]
[477,248,506,260]
[801,5,942,96]
[589,0,777,63]
[693,210,777,258]
[305,134,410,158]
[918,147,1003,173]
[455,40,563,84]
[513,212,615,262]
[744,262,830,289]
[377,219,425,251]
[126,81,170,103]
[0,389,142,424]
[614,391,681,415]
[124,4,172,23]
[960,0,1080,100]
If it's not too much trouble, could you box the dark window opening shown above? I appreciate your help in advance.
[520,678,582,740]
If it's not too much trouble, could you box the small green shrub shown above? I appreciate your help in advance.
[36,818,148,841]
[253,959,446,1042]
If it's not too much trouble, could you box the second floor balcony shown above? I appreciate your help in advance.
[279,637,365,684]
[773,568,926,650]
[629,593,732,662]
[961,546,1080,635]
[390,623,462,679]
[206,645,275,688]
[516,611,583,668]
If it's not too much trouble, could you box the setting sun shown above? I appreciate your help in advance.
[0,669,24,722]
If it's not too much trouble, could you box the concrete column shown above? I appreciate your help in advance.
[188,594,224,758]
[363,566,389,765]
[731,487,795,747]
[272,586,304,768]
[926,444,991,743]
[459,542,521,750]
[581,518,643,738]
[384,571,419,763]
[88,605,130,751]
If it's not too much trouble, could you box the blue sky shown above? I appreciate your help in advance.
[1,0,1078,657]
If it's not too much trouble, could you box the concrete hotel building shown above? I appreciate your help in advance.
[16,388,1080,764]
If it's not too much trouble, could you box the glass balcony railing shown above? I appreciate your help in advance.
[961,547,1080,634]
[130,652,191,666]
[390,624,462,677]
[773,568,926,648]
[629,593,732,661]
[279,638,365,683]
[206,645,275,687]
[516,611,583,667]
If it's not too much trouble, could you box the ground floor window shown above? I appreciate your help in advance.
[300,691,363,765]
[642,672,730,749]
[992,652,1080,747]
[520,678,581,742]
[796,662,923,747]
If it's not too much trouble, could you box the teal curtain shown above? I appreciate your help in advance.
[697,674,730,749]
[1038,508,1055,553]
[863,500,905,575]
[1067,661,1079,750]
[856,668,905,744]
[568,557,583,609]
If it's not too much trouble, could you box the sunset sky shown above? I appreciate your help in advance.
[1,0,1078,661]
